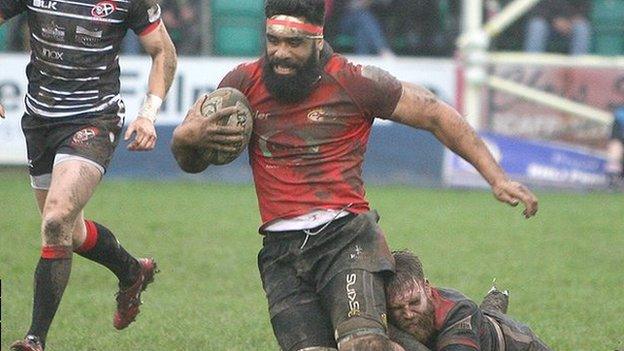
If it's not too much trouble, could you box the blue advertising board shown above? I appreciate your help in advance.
[443,132,608,190]
[107,122,446,187]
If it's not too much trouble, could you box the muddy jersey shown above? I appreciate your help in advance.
[219,46,402,226]
[426,288,496,351]
[0,0,161,118]
[391,288,551,351]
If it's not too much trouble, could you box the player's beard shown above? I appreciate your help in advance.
[263,46,322,103]
[400,300,436,345]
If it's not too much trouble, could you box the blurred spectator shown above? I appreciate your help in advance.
[161,0,201,55]
[523,0,591,55]
[338,0,394,57]
[0,24,7,51]
[384,0,459,56]
[607,106,624,190]
[1,14,29,52]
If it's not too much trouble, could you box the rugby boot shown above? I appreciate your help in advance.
[10,335,44,351]
[479,285,509,314]
[113,258,158,330]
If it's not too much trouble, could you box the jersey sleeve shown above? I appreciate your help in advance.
[0,0,26,20]
[218,63,254,94]
[435,300,482,351]
[335,61,403,120]
[127,0,161,36]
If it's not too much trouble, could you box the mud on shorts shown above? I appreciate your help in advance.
[483,310,552,351]
[258,210,395,351]
[21,108,124,190]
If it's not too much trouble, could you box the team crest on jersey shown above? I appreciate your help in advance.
[307,108,338,122]
[71,127,100,145]
[92,1,116,18]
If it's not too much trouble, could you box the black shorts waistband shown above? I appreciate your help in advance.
[261,212,357,243]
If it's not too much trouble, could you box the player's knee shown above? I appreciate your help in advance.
[338,334,396,351]
[41,213,73,246]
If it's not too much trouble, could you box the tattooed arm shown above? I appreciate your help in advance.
[388,80,538,218]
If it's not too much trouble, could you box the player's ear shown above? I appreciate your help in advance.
[424,279,432,295]
[315,38,323,51]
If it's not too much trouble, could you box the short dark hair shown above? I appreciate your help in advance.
[265,0,325,25]
[386,250,426,296]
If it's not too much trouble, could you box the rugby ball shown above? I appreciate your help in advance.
[198,87,254,165]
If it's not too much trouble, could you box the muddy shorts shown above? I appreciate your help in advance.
[22,108,124,189]
[484,310,551,351]
[258,210,395,351]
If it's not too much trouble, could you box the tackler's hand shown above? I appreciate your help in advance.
[492,180,538,219]
[0,103,5,119]
[125,117,157,151]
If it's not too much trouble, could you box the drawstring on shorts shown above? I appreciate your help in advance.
[300,203,353,250]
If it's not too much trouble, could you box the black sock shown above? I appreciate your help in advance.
[27,251,72,347]
[75,221,140,287]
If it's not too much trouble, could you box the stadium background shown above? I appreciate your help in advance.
[1,0,623,350]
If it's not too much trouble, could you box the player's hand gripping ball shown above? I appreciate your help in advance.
[199,87,254,165]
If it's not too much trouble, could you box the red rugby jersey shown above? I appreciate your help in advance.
[219,47,402,226]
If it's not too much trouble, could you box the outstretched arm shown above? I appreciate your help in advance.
[124,22,177,151]
[388,81,538,218]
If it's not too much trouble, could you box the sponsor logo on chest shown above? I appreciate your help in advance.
[33,0,57,10]
[41,22,65,41]
[42,47,64,60]
[75,25,103,47]
[256,112,271,120]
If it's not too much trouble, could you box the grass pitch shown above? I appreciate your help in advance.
[1,169,622,350]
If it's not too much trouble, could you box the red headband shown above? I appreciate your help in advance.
[266,18,324,36]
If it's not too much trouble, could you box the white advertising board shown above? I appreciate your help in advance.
[0,54,455,164]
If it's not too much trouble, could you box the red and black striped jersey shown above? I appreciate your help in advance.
[428,288,497,351]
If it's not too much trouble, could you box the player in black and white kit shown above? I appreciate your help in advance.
[0,0,176,349]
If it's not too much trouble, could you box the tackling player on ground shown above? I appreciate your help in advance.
[0,0,176,349]
[386,250,551,351]
[172,0,538,350]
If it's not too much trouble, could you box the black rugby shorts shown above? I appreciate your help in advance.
[258,210,395,351]
[22,109,123,188]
